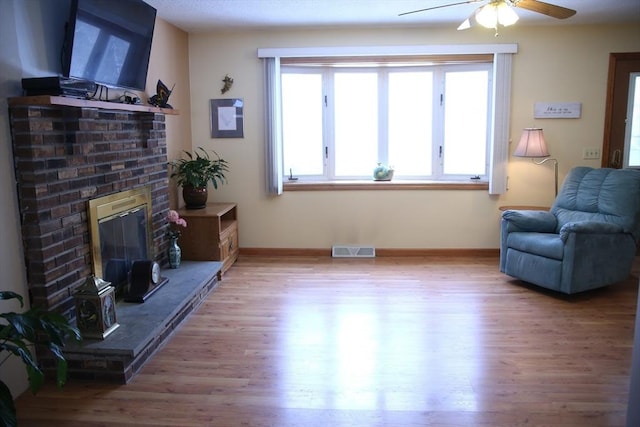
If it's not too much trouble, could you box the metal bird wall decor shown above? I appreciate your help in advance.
[221,74,234,94]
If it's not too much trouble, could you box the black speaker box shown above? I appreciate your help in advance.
[21,76,96,98]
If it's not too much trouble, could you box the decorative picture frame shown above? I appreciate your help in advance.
[210,98,244,138]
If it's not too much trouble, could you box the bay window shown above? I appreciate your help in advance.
[260,44,517,194]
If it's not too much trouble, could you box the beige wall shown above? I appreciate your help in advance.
[147,18,192,209]
[0,0,31,400]
[185,23,640,250]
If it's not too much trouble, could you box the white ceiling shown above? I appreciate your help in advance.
[143,0,640,33]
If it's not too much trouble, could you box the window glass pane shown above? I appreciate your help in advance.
[334,72,378,177]
[389,71,433,176]
[443,70,489,175]
[282,73,324,175]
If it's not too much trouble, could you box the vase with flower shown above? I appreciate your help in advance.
[167,210,187,268]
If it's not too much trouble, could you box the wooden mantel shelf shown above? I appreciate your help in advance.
[8,95,179,115]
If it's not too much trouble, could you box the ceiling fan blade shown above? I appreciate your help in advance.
[514,0,576,19]
[457,9,479,30]
[399,0,482,17]
[457,17,473,30]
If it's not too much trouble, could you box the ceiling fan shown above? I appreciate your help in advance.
[399,0,576,34]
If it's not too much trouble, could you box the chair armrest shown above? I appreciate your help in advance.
[501,210,557,233]
[559,221,626,242]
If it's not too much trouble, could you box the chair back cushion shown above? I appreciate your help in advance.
[551,167,640,240]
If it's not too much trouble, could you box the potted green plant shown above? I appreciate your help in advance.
[1,291,81,427]
[168,147,229,209]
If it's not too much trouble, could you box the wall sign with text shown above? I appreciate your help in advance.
[534,102,581,119]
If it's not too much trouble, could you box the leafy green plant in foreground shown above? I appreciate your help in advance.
[0,291,81,427]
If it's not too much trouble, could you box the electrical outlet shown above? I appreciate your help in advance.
[583,147,601,159]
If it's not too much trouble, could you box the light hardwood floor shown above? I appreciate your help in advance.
[14,255,639,426]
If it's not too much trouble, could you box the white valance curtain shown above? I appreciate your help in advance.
[260,44,518,196]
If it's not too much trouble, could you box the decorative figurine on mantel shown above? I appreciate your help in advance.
[149,79,175,108]
[74,275,119,339]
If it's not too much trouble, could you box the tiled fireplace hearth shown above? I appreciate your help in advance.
[8,97,219,382]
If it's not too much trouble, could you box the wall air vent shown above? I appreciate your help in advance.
[331,245,376,258]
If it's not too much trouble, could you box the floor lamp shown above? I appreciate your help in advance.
[513,128,559,196]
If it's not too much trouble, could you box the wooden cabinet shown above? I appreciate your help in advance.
[177,203,239,276]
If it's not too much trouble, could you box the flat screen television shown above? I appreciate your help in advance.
[63,0,157,91]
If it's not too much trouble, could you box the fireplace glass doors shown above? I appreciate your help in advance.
[88,187,153,296]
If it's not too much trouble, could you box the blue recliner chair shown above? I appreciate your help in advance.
[500,167,640,294]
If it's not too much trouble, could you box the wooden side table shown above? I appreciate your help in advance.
[177,203,239,277]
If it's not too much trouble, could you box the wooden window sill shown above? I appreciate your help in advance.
[283,180,489,191]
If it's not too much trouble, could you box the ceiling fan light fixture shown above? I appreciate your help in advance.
[475,1,519,29]
[497,2,519,26]
[476,3,499,28]
[400,0,576,32]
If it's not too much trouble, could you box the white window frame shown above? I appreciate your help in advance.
[282,64,493,182]
[259,44,518,195]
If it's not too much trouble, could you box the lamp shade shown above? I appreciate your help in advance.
[514,128,549,158]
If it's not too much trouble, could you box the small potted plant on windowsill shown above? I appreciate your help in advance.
[168,147,229,209]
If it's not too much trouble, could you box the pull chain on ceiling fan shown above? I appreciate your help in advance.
[399,0,577,35]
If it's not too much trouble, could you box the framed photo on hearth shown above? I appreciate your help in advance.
[210,98,244,138]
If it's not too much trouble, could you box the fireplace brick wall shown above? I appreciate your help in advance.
[9,103,171,318]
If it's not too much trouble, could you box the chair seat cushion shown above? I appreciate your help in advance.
[506,232,564,260]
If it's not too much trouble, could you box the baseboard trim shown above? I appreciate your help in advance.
[377,248,499,257]
[239,248,331,257]
[239,247,499,257]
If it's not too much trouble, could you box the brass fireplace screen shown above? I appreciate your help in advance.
[88,187,152,296]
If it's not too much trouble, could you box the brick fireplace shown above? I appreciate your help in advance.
[9,100,171,319]
[8,97,222,383]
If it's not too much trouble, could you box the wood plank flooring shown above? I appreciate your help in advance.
[14,255,639,426]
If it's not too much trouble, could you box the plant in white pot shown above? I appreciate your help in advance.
[168,147,229,209]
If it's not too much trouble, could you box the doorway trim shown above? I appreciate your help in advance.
[602,52,640,168]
